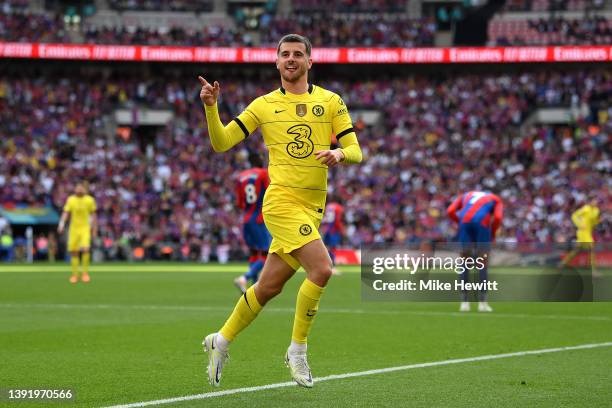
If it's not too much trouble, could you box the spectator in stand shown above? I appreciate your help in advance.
[0,216,7,234]
[35,234,49,261]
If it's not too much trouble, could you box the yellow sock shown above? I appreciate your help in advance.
[219,286,262,341]
[71,255,79,276]
[292,279,324,344]
[82,252,90,274]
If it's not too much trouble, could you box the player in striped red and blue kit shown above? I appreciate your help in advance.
[321,201,345,275]
[233,153,272,293]
[447,191,503,313]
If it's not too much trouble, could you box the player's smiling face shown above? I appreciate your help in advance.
[276,42,311,83]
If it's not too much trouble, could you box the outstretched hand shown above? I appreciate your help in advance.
[198,76,220,106]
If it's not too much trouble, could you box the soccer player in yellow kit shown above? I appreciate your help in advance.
[199,34,362,388]
[57,182,97,283]
[561,197,600,275]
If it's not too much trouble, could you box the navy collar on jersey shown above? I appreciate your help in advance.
[279,83,313,95]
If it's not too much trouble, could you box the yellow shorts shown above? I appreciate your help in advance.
[68,227,91,252]
[263,202,323,270]
[577,230,593,243]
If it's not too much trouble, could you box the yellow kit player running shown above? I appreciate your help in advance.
[561,197,601,275]
[199,34,362,388]
[57,182,97,283]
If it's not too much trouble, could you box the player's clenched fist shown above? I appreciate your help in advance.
[198,76,220,106]
[315,149,345,167]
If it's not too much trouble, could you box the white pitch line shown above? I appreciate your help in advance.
[103,341,612,408]
[0,303,611,322]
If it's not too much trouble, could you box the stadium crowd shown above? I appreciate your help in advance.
[82,25,250,47]
[492,16,612,45]
[2,1,610,48]
[291,0,405,12]
[107,0,213,12]
[259,14,436,47]
[527,16,612,44]
[0,68,610,260]
[1,10,435,48]
[0,10,71,43]
[503,0,604,12]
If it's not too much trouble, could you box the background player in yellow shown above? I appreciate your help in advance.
[57,182,97,283]
[560,196,601,276]
[198,34,362,388]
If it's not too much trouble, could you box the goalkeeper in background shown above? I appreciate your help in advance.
[57,182,97,283]
[560,197,601,276]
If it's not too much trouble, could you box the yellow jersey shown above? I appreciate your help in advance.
[63,194,96,230]
[571,204,600,242]
[234,84,356,211]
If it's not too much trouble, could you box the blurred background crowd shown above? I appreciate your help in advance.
[1,0,609,47]
[0,0,610,261]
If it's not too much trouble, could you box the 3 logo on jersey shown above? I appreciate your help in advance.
[286,124,314,159]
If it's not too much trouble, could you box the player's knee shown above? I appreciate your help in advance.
[255,281,283,303]
[308,262,333,285]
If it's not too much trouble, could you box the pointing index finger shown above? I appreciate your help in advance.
[198,76,209,86]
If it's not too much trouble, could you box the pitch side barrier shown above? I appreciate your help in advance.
[1,43,611,64]
[361,242,612,301]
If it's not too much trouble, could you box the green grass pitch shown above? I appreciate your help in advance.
[1,263,611,407]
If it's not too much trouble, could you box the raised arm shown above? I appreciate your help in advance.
[198,76,247,153]
[571,207,584,229]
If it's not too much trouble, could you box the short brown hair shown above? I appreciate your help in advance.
[277,34,312,57]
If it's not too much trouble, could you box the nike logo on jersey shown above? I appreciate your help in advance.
[275,109,287,113]
[306,309,317,317]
